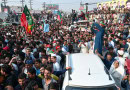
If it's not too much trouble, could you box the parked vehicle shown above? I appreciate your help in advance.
[62,53,117,90]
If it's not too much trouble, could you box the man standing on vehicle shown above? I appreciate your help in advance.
[91,21,105,55]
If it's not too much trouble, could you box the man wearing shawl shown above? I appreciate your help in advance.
[109,60,126,90]
[91,21,105,55]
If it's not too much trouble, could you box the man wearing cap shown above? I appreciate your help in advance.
[22,60,33,76]
[91,21,105,55]
[55,46,65,69]
[116,50,125,66]
[46,44,54,55]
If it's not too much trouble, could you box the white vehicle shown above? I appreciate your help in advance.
[62,53,117,90]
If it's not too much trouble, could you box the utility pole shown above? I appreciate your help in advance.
[85,3,88,13]
[29,0,33,10]
[42,2,46,11]
[2,0,7,7]
[20,0,25,9]
[81,2,97,13]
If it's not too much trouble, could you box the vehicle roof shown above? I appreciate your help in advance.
[67,53,115,87]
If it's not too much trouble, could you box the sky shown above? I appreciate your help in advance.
[0,0,111,12]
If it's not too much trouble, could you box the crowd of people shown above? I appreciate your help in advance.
[0,3,129,90]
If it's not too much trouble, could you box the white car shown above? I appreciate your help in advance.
[62,53,117,90]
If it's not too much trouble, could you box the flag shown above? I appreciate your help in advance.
[44,23,49,32]
[57,11,63,24]
[85,14,88,20]
[20,5,34,34]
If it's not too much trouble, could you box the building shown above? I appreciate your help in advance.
[10,6,22,14]
[46,4,59,11]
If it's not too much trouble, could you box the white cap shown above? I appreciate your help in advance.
[118,50,124,56]
[51,54,56,57]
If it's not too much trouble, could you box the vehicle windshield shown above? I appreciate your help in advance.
[65,86,117,90]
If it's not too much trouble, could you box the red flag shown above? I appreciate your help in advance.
[20,13,28,31]
[57,11,63,24]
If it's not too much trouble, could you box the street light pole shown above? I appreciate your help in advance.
[29,0,33,10]
[43,2,46,11]
[2,0,7,7]
[85,3,88,13]
[20,0,25,9]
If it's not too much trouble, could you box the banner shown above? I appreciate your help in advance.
[97,0,128,10]
[44,23,49,32]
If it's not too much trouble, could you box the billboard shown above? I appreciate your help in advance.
[97,0,129,10]
[46,4,59,10]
